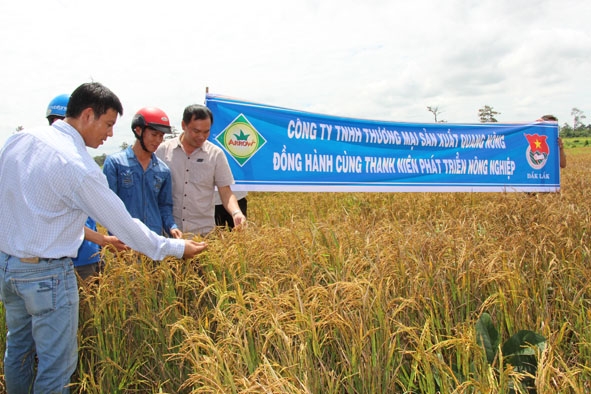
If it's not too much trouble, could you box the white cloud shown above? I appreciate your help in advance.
[1,0,590,154]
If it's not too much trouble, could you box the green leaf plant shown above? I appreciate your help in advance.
[476,312,546,393]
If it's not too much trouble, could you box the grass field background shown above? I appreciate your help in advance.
[0,145,589,393]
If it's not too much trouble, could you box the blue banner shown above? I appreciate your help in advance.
[206,94,560,192]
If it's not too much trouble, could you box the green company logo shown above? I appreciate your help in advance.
[216,114,266,166]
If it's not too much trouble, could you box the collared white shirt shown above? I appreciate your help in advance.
[0,120,184,260]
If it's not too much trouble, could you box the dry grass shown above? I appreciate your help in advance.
[1,149,591,393]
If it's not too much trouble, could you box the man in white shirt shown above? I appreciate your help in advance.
[0,82,207,393]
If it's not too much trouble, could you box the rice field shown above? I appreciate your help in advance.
[1,148,590,393]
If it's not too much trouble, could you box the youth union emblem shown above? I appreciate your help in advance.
[524,133,549,170]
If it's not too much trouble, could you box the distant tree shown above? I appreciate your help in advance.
[571,107,586,130]
[427,106,445,123]
[560,123,573,138]
[14,125,24,133]
[478,105,500,123]
[94,153,107,167]
[120,141,129,151]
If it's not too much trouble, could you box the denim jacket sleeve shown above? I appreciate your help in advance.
[158,171,178,234]
[102,156,119,194]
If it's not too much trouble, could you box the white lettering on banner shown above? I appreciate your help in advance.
[278,119,518,177]
[364,156,397,173]
[273,148,302,171]
[305,152,333,172]
[419,158,442,174]
[287,119,511,155]
[336,154,363,173]
[489,159,515,175]
[401,131,419,146]
[272,150,516,176]
[420,132,438,147]
[485,133,506,149]
[467,158,488,175]
[527,171,550,180]
[319,123,333,140]
[437,132,459,148]
[461,134,486,148]
[335,126,362,142]
[362,127,402,144]
[441,158,467,174]
[287,119,317,140]
[397,157,419,173]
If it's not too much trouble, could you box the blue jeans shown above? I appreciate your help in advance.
[0,252,79,394]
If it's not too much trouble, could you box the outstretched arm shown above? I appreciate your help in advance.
[84,226,128,251]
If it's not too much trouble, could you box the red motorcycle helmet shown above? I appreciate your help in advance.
[131,107,172,134]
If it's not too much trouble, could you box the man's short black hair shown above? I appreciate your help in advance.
[182,104,213,125]
[66,82,123,119]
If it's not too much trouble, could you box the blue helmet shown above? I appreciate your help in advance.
[46,94,69,120]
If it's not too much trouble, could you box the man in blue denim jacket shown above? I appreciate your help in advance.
[103,107,182,238]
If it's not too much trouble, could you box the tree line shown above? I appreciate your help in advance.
[558,108,589,137]
[429,105,590,137]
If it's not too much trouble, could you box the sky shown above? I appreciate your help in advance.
[1,0,590,156]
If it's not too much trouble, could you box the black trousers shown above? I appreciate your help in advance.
[214,197,248,229]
